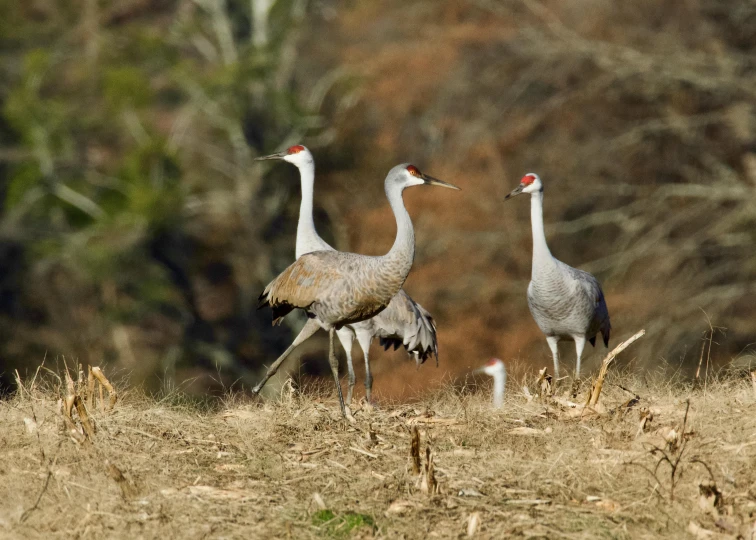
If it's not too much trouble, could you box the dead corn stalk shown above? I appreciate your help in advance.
[409,426,438,495]
[409,426,421,475]
[589,329,646,406]
[535,367,552,399]
[89,366,118,411]
[61,365,117,445]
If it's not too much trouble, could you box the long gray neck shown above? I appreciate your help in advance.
[492,368,506,409]
[381,182,415,282]
[294,159,328,259]
[530,190,555,277]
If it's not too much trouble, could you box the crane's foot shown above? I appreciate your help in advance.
[334,385,355,424]
[569,378,582,399]
[361,398,376,413]
[344,405,356,425]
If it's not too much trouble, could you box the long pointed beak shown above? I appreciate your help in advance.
[421,173,461,190]
[255,151,288,161]
[504,184,524,199]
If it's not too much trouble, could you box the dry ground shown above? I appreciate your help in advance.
[1,366,755,539]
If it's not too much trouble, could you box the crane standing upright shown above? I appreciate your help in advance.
[505,173,611,379]
[258,164,459,417]
[253,146,438,404]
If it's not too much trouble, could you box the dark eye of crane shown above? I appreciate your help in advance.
[406,165,421,177]
[288,145,305,154]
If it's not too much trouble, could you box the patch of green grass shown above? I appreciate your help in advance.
[312,509,337,524]
[312,509,375,537]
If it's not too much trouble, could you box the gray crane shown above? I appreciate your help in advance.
[505,173,611,379]
[258,164,459,417]
[252,146,438,404]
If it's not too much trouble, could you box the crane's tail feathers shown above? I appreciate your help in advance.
[377,336,437,366]
[589,336,596,347]
[378,337,402,352]
[601,319,611,347]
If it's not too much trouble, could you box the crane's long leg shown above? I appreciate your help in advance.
[252,318,321,395]
[546,336,560,379]
[328,328,347,418]
[336,327,356,405]
[355,329,374,403]
[573,335,586,379]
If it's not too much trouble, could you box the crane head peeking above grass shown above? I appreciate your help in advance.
[476,358,506,409]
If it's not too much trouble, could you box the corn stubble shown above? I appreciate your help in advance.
[2,363,756,539]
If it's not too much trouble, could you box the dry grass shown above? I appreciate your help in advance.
[1,365,756,539]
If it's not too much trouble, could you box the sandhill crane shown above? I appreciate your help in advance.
[252,145,438,404]
[258,164,459,417]
[476,358,506,408]
[505,173,611,379]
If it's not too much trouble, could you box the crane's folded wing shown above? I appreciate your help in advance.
[258,252,346,322]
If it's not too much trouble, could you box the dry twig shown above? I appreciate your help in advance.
[106,461,138,499]
[467,512,481,537]
[637,407,653,437]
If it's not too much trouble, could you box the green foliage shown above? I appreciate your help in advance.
[312,509,376,538]
[103,66,153,111]
[312,509,336,523]
[0,0,325,390]
[5,162,43,209]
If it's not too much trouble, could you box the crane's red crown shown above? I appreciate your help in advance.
[486,358,500,367]
[406,165,421,177]
[287,145,305,154]
[520,174,537,185]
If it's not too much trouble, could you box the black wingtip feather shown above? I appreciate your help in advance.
[270,303,294,324]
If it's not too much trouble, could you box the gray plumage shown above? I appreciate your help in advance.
[253,146,438,407]
[506,173,611,378]
[258,161,459,416]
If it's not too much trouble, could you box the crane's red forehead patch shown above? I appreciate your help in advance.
[287,145,305,154]
[406,165,421,177]
[521,174,536,185]
[486,358,500,367]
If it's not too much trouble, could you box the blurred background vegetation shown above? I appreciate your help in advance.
[1,0,754,399]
